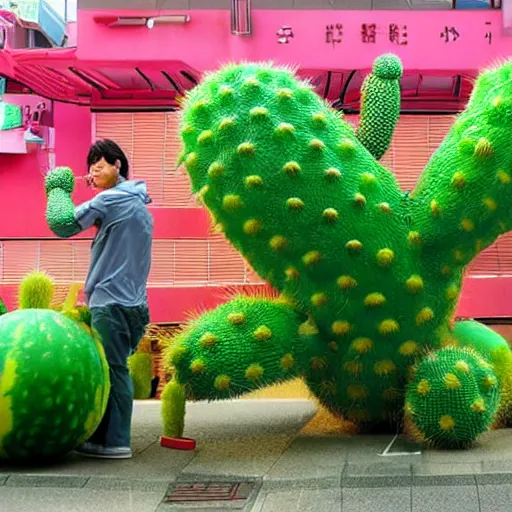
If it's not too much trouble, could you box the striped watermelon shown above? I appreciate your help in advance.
[0,308,110,461]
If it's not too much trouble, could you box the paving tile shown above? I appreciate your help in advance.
[84,477,171,492]
[476,473,512,486]
[412,485,479,512]
[412,475,477,487]
[0,487,165,512]
[5,474,88,488]
[257,488,341,512]
[343,476,412,488]
[263,437,345,483]
[478,484,512,512]
[345,462,412,477]
[343,487,411,512]
[412,462,483,476]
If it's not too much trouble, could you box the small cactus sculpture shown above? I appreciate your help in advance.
[162,54,512,449]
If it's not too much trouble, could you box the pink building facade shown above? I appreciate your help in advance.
[0,1,511,323]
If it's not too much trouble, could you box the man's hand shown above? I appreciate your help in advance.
[45,167,75,196]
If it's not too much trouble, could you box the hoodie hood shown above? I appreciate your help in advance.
[110,179,152,205]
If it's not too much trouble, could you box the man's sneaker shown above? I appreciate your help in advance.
[74,442,132,459]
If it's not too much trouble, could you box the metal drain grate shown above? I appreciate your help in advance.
[164,481,255,504]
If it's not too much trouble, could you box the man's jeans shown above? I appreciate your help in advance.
[88,304,150,448]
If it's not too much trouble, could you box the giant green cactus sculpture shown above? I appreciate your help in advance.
[162,54,512,449]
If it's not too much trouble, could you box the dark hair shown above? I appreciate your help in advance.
[87,139,130,179]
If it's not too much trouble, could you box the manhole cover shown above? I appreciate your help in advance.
[164,481,255,504]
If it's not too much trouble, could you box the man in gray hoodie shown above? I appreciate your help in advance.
[45,139,153,459]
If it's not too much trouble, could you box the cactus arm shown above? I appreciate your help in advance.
[355,54,403,161]
[409,61,512,269]
[45,167,104,238]
[164,296,325,403]
[405,319,512,448]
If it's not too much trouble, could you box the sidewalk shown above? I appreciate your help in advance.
[1,399,512,511]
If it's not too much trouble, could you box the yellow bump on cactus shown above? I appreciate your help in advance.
[354,193,367,207]
[281,353,295,370]
[198,185,209,201]
[192,100,208,111]
[474,137,493,157]
[378,319,400,335]
[455,360,470,373]
[214,375,231,391]
[376,248,395,267]
[352,337,373,353]
[285,267,300,280]
[338,139,356,156]
[454,249,464,262]
[287,197,305,210]
[238,142,255,155]
[312,112,327,125]
[243,219,261,235]
[476,239,484,252]
[483,375,497,388]
[219,85,234,96]
[190,359,206,374]
[249,106,269,117]
[430,199,440,216]
[497,169,511,184]
[439,415,455,431]
[325,167,342,180]
[347,384,368,400]
[378,202,392,214]
[311,357,327,370]
[277,88,293,99]
[283,161,301,176]
[361,172,377,187]
[337,275,357,289]
[245,364,264,381]
[408,231,421,246]
[399,341,418,356]
[445,285,459,301]
[323,208,339,222]
[344,360,363,375]
[483,197,497,211]
[451,171,466,189]
[197,130,214,144]
[275,123,295,135]
[310,138,325,150]
[364,292,386,307]
[298,318,319,336]
[346,240,363,253]
[461,219,475,232]
[199,332,218,348]
[223,194,243,210]
[219,117,236,130]
[269,235,288,251]
[227,312,246,325]
[332,320,351,336]
[406,275,424,294]
[242,78,260,88]
[417,379,431,395]
[328,341,338,352]
[169,344,187,364]
[253,325,272,341]
[320,380,336,395]
[444,373,461,389]
[245,175,263,188]
[182,124,194,134]
[374,360,397,376]
[208,161,224,178]
[185,152,197,169]
[441,265,452,276]
[471,397,486,412]
[416,307,434,325]
[302,250,322,265]
[311,292,328,307]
